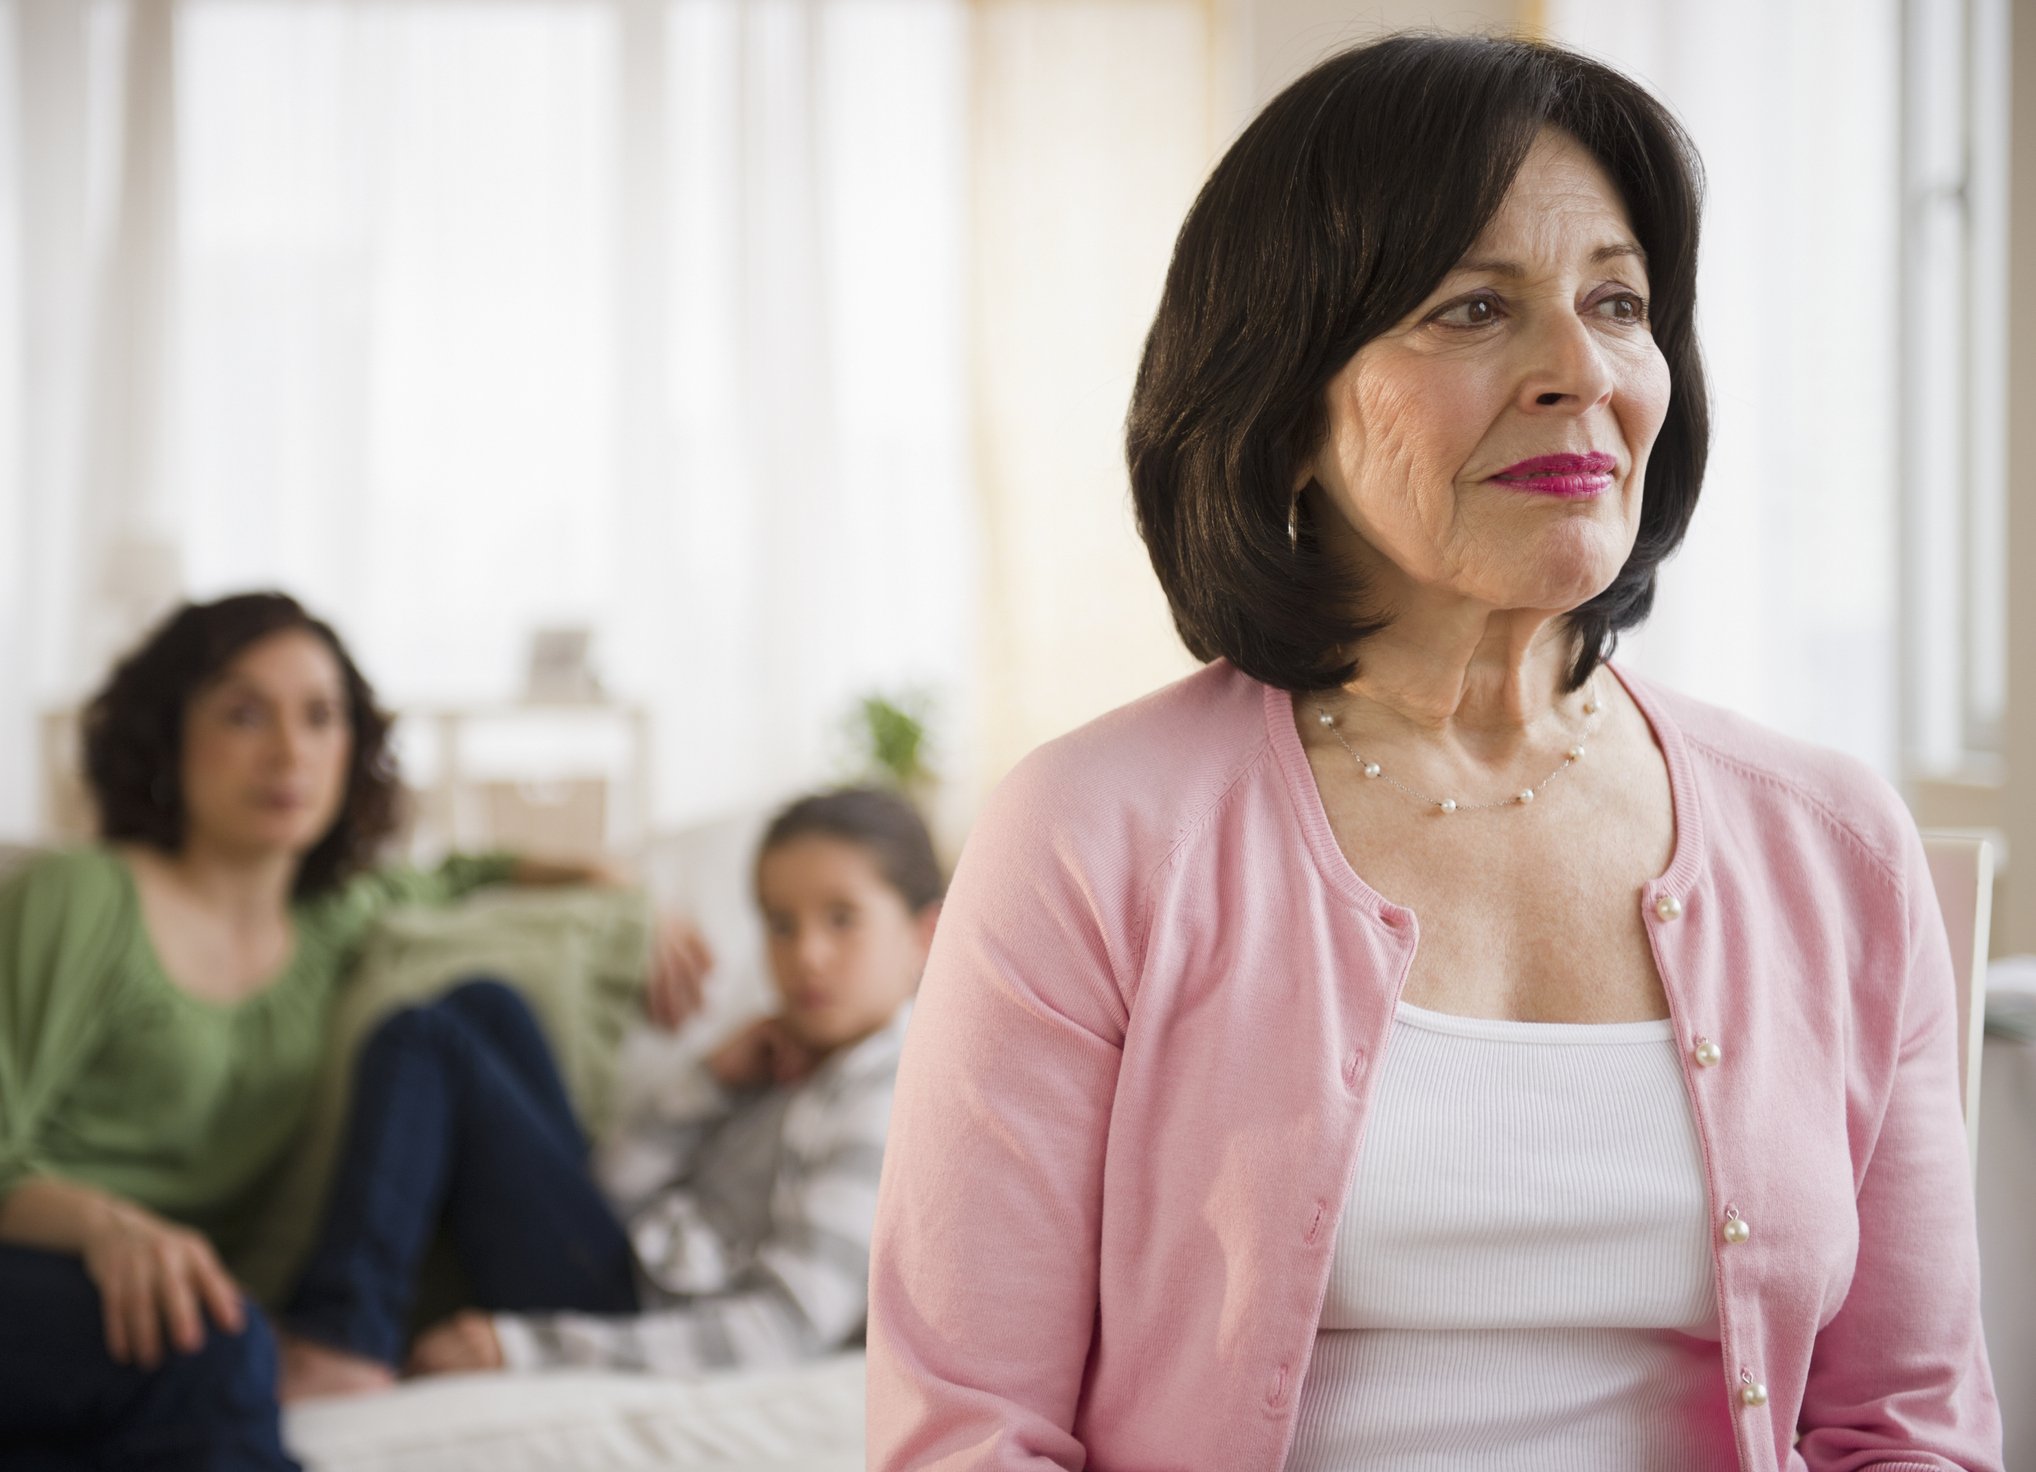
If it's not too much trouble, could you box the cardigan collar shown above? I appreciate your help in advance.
[1260,658,1708,923]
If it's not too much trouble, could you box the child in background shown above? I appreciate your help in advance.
[280,786,941,1392]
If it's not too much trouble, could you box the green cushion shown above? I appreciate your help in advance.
[235,885,651,1308]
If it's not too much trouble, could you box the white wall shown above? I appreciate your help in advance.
[1240,0,1522,112]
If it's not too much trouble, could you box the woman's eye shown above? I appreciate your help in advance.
[1595,292,1649,323]
[1433,294,1500,327]
[224,705,263,728]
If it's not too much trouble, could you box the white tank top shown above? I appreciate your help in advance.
[1284,1001,1737,1471]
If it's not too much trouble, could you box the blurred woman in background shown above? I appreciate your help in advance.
[0,591,704,1470]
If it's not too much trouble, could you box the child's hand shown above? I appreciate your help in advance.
[645,914,714,1031]
[407,1311,505,1376]
[705,1016,816,1090]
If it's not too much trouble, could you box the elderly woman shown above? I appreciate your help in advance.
[0,592,705,1468]
[866,34,2000,1472]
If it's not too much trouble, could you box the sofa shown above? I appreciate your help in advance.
[285,1354,865,1471]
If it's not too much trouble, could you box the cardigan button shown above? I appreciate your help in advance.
[1653,893,1684,922]
[1740,1381,1768,1408]
[1693,1038,1722,1068]
[1722,1208,1750,1245]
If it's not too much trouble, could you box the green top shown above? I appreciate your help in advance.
[0,846,516,1261]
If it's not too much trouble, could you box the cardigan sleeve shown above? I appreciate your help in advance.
[865,750,1133,1471]
[0,853,130,1205]
[1795,820,2003,1470]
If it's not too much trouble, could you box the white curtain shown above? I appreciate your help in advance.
[968,0,1225,780]
[0,0,975,837]
[0,3,26,832]
[1537,0,1905,776]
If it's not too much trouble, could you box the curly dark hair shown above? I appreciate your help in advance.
[1127,32,1709,693]
[757,786,945,915]
[83,591,403,897]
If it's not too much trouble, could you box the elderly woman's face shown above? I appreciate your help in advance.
[1303,127,1671,619]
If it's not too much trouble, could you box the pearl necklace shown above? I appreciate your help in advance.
[1312,682,1603,815]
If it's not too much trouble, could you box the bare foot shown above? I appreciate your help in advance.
[278,1332,397,1403]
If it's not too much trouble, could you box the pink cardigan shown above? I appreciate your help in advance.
[866,660,2001,1471]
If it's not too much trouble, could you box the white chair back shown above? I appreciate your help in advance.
[1923,832,1994,1176]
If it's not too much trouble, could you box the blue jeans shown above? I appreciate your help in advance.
[285,978,638,1365]
[0,1244,298,1471]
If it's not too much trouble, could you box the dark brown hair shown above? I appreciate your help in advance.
[757,786,945,914]
[1127,32,1709,692]
[83,591,403,897]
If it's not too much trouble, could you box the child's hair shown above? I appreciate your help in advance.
[757,786,945,913]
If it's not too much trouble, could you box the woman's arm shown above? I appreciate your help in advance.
[862,761,1131,1472]
[0,853,123,1208]
[0,1172,124,1253]
[1795,823,2003,1470]
[0,854,245,1368]
[0,1176,244,1369]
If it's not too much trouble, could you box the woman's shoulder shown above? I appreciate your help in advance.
[0,844,132,918]
[980,659,1277,861]
[292,861,428,958]
[1623,667,1918,888]
[0,846,142,994]
[1005,657,1269,787]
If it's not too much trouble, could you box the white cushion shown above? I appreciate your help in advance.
[285,1353,865,1472]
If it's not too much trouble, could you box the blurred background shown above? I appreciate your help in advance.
[1,0,2032,1453]
[0,0,2022,895]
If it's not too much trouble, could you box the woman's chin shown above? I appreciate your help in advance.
[201,814,335,864]
[1434,509,1632,614]
[1458,564,1622,618]
[1504,526,1631,611]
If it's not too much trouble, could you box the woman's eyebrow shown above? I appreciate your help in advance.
[1448,241,1649,278]
[207,677,343,705]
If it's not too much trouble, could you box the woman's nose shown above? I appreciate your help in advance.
[1517,311,1615,412]
[272,718,318,769]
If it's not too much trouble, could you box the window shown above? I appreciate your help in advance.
[1898,0,2009,782]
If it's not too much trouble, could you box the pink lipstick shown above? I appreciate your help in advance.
[1488,451,1617,498]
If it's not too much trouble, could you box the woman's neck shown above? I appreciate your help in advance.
[1329,607,1584,759]
[141,837,301,928]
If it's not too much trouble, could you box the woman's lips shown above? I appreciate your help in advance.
[1488,451,1618,499]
